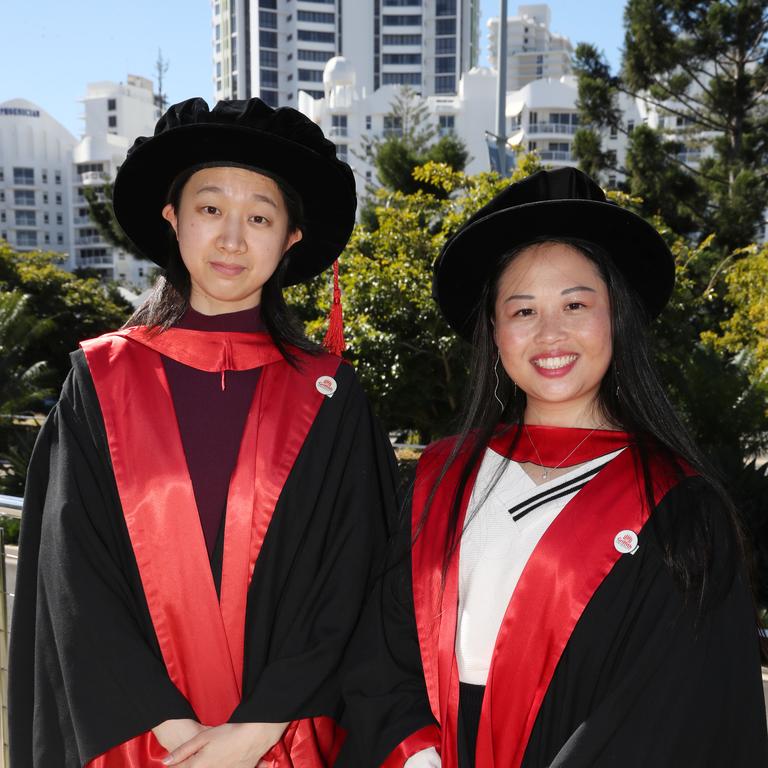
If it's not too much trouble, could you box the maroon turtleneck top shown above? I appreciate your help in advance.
[161,305,265,555]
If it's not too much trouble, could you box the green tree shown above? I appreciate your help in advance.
[83,179,144,258]
[360,86,470,198]
[0,242,132,391]
[574,0,768,251]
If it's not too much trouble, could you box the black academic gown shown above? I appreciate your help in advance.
[10,332,398,767]
[339,461,768,767]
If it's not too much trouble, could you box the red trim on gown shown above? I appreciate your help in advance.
[81,328,345,767]
[401,427,687,768]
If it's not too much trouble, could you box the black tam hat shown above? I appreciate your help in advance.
[113,97,357,285]
[433,168,675,338]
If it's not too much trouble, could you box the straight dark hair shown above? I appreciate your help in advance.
[418,237,745,607]
[125,163,319,365]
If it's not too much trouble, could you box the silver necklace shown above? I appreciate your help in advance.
[524,425,597,481]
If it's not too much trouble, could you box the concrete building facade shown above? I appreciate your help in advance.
[71,75,159,287]
[0,99,77,258]
[488,4,573,90]
[212,0,482,107]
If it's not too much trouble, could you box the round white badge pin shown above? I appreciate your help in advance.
[316,376,338,398]
[614,529,639,555]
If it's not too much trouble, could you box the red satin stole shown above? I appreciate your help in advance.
[81,328,344,768]
[408,426,685,768]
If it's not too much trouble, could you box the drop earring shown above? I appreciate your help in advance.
[493,350,505,411]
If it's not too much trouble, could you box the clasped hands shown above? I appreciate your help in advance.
[153,718,289,767]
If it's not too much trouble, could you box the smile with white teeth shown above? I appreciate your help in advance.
[533,354,578,370]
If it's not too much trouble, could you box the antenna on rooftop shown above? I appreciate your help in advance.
[495,0,509,177]
[155,49,170,113]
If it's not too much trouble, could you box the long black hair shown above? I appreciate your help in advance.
[125,163,318,364]
[419,237,745,607]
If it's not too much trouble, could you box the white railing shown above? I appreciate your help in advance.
[528,122,579,135]
[538,150,574,162]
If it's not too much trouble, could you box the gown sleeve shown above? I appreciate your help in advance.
[335,490,441,768]
[9,353,195,767]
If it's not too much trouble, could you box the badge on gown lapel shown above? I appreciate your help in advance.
[316,375,338,398]
[614,529,639,555]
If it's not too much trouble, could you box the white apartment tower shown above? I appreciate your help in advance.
[0,99,77,257]
[212,0,481,106]
[488,4,573,90]
[71,75,159,286]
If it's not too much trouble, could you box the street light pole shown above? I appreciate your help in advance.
[496,0,508,176]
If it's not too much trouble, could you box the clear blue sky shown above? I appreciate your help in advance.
[1,1,625,140]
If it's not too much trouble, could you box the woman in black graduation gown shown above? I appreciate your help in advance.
[9,98,398,767]
[339,168,768,767]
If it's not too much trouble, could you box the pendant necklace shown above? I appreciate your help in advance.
[524,425,597,481]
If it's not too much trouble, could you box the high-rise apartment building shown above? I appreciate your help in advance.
[488,4,572,90]
[212,0,481,106]
[0,99,77,258]
[71,75,159,286]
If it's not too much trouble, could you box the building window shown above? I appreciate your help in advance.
[335,144,348,161]
[0,213,4,223]
[55,171,62,184]
[0,169,4,182]
[627,119,635,132]
[13,167,35,185]
[383,53,421,64]
[297,10,335,23]
[261,89,279,107]
[382,14,422,26]
[261,50,278,67]
[606,149,618,165]
[261,68,279,86]
[56,193,62,205]
[44,233,50,244]
[42,192,48,204]
[382,72,422,85]
[56,213,63,225]
[434,75,455,93]
[44,213,49,224]
[0,191,4,202]
[383,115,403,137]
[214,1,220,14]
[17,230,38,247]
[297,29,335,43]
[435,36,455,54]
[108,115,117,128]
[435,0,456,15]
[365,114,372,130]
[382,34,421,45]
[609,125,618,139]
[383,0,421,5]
[260,30,278,48]
[259,10,277,28]
[438,114,455,135]
[331,114,348,137]
[215,23,221,40]
[299,0,334,3]
[14,189,35,205]
[298,49,330,62]
[57,233,64,245]
[435,18,455,35]
[108,98,116,110]
[41,171,48,183]
[608,174,617,188]
[302,89,325,99]
[435,56,455,73]
[260,0,277,7]
[298,69,324,82]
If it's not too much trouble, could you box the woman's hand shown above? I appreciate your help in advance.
[152,719,208,752]
[162,721,289,767]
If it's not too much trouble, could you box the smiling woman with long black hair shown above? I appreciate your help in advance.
[339,168,768,768]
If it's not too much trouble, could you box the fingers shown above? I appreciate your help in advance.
[162,731,208,765]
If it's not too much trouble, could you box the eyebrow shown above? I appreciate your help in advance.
[503,286,597,303]
[194,185,278,208]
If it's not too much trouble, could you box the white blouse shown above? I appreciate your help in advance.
[404,446,623,768]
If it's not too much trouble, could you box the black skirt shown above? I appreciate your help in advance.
[458,682,485,768]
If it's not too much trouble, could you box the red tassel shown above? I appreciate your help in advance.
[322,259,346,356]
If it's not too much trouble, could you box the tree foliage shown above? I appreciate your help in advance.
[83,179,144,258]
[0,242,132,392]
[574,0,768,252]
[360,86,470,198]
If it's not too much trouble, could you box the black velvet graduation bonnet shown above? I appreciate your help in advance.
[433,168,675,338]
[112,97,357,285]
